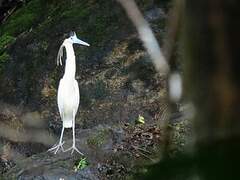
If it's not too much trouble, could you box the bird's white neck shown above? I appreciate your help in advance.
[63,43,76,80]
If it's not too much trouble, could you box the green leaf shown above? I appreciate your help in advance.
[137,115,145,124]
[76,157,88,170]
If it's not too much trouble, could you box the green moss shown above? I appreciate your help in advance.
[0,34,15,53]
[0,52,10,63]
[61,5,90,19]
[0,52,10,72]
[87,128,110,148]
[0,34,15,74]
[1,0,45,36]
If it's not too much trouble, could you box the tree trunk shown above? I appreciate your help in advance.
[145,0,240,179]
[184,0,240,179]
[185,0,240,143]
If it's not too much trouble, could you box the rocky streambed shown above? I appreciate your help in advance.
[0,0,192,179]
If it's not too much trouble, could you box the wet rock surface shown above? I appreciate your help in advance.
[3,124,163,179]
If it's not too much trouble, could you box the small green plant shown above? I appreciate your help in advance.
[74,157,88,171]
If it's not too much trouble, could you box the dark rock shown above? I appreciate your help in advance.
[76,167,99,180]
[144,7,166,22]
[0,158,15,175]
[4,125,125,180]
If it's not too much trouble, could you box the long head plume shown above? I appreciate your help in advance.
[57,44,65,66]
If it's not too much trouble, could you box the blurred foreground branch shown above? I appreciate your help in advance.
[117,0,169,74]
[0,122,55,146]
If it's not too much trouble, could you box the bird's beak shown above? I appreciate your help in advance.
[74,38,90,46]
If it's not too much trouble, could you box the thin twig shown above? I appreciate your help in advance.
[131,145,154,161]
[2,6,17,24]
[131,145,152,154]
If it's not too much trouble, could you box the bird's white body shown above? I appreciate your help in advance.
[48,32,89,154]
[57,42,79,128]
[58,79,79,128]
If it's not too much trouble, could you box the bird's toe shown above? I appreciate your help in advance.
[48,142,65,154]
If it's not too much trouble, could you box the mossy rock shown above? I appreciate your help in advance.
[0,0,46,36]
[0,34,15,52]
[87,128,111,148]
[0,52,10,64]
[125,55,157,87]
[80,79,109,107]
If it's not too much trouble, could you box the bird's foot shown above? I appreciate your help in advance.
[47,141,65,154]
[64,144,83,155]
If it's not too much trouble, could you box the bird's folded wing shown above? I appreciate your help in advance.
[73,80,80,115]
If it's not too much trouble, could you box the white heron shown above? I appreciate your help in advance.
[48,31,90,154]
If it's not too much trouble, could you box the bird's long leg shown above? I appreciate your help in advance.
[64,115,83,155]
[48,126,65,154]
[72,118,83,155]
